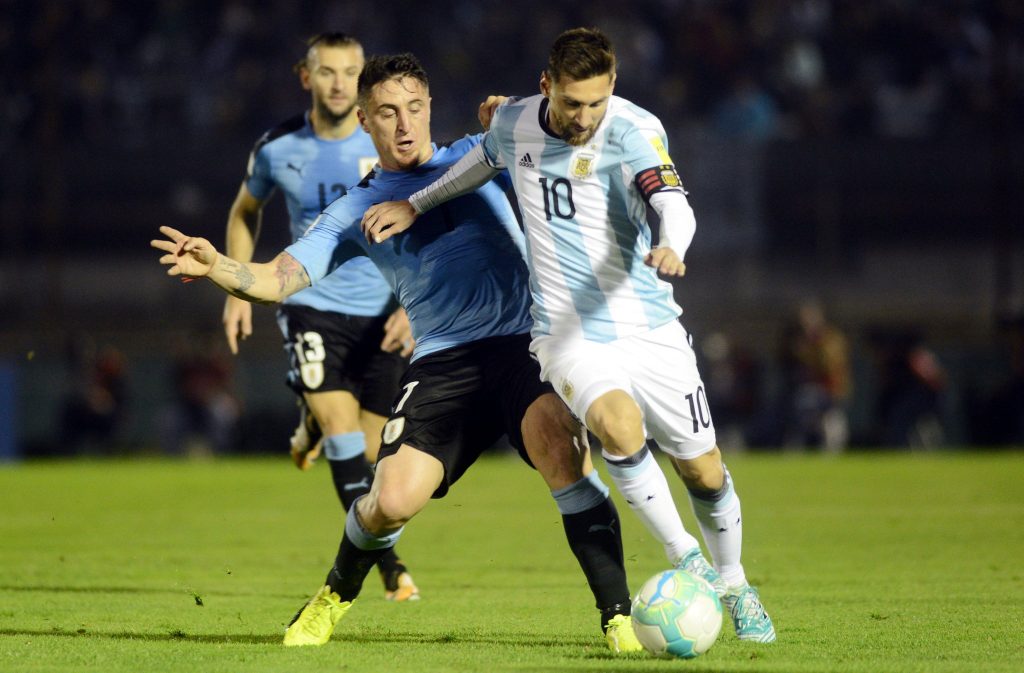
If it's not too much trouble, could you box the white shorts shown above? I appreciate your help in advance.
[531,320,717,460]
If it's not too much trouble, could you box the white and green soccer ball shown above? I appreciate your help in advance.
[631,569,723,658]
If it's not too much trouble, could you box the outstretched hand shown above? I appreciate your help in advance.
[645,247,686,277]
[151,226,219,279]
[361,200,418,244]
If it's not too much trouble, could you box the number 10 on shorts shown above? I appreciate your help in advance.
[685,385,712,434]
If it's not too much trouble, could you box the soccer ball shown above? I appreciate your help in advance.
[631,569,723,658]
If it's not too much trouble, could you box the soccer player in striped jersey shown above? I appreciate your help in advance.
[362,28,776,643]
[222,33,417,601]
[154,52,643,654]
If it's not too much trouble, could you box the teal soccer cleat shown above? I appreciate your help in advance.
[676,547,728,597]
[722,584,776,642]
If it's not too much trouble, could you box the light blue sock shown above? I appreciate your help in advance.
[344,496,404,551]
[551,471,610,515]
[324,432,366,461]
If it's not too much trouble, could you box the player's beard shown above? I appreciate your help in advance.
[562,126,597,146]
[315,97,356,126]
[552,110,603,146]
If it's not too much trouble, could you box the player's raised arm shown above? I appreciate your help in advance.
[222,184,266,353]
[361,141,503,244]
[152,226,310,303]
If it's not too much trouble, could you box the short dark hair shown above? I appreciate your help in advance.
[357,53,430,108]
[546,27,616,83]
[293,32,362,74]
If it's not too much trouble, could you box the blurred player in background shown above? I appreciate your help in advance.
[363,27,776,642]
[222,32,417,601]
[156,52,643,654]
[779,299,851,452]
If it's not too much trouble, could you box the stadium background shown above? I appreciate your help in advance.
[1,0,1022,457]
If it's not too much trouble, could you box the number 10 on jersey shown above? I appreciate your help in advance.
[539,177,576,221]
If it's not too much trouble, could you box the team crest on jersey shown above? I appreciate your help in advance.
[561,379,575,402]
[382,417,405,445]
[571,153,595,179]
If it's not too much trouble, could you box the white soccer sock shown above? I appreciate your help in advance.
[687,465,747,588]
[602,445,699,565]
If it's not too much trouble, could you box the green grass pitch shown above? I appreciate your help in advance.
[1,451,1022,672]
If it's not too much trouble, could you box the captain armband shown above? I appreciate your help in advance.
[635,165,685,200]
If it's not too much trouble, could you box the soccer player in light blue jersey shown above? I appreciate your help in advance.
[222,33,418,602]
[362,28,776,643]
[154,53,643,654]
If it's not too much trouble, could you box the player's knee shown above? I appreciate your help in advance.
[590,405,644,453]
[586,391,645,452]
[363,488,421,530]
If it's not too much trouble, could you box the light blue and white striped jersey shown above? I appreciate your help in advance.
[481,94,684,342]
[286,135,533,361]
[246,112,394,316]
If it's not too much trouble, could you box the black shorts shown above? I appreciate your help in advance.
[376,332,553,498]
[277,305,407,417]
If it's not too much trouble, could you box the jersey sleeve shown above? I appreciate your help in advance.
[480,103,509,170]
[244,142,276,201]
[284,207,363,285]
[619,116,685,202]
[409,139,501,214]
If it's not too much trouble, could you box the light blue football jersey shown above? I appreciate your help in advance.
[246,113,394,316]
[286,135,533,361]
[481,95,684,342]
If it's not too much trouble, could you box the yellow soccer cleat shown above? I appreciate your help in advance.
[604,614,644,654]
[382,568,421,602]
[283,585,352,646]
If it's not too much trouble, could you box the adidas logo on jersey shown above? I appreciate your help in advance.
[518,153,535,168]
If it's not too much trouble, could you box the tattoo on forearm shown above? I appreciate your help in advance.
[274,253,309,295]
[218,257,256,292]
[234,264,256,292]
[214,257,266,303]
[212,252,306,303]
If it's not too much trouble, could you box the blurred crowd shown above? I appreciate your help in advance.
[4,0,1023,155]
[696,302,1023,451]
[51,303,1024,457]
